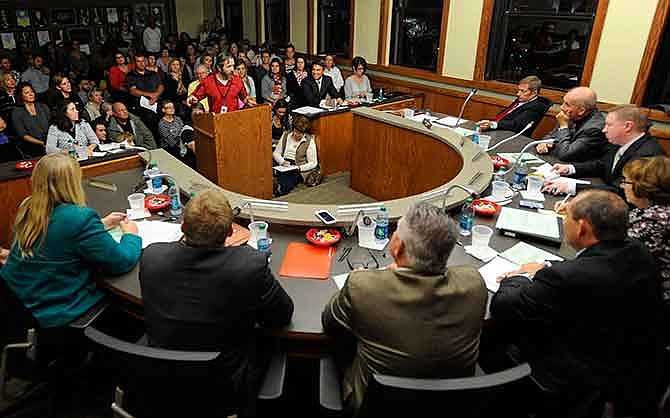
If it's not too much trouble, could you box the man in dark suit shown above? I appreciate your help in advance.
[545,104,665,197]
[477,75,552,136]
[535,86,608,162]
[322,202,487,415]
[302,60,342,107]
[491,190,662,417]
[139,189,294,417]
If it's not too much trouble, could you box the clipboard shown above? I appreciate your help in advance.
[279,242,335,280]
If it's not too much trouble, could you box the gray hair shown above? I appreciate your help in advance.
[395,202,457,275]
[519,75,541,93]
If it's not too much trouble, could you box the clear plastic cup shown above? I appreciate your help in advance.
[526,175,544,195]
[471,225,493,248]
[478,135,491,150]
[357,217,377,244]
[492,181,511,201]
[127,193,145,211]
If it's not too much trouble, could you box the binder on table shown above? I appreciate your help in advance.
[279,242,335,280]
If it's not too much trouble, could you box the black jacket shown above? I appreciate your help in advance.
[571,133,665,196]
[491,240,662,402]
[495,96,552,136]
[286,71,306,109]
[302,75,339,107]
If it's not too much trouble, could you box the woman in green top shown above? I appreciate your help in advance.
[1,153,142,328]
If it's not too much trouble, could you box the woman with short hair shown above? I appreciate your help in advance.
[46,101,99,155]
[344,56,372,99]
[622,156,670,307]
[272,115,320,195]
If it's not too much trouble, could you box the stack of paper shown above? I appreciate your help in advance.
[478,257,519,292]
[293,106,325,116]
[532,163,560,181]
[499,242,563,265]
[135,221,184,249]
[409,114,438,123]
[435,115,466,127]
[273,165,299,172]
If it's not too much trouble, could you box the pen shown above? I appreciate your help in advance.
[557,194,571,211]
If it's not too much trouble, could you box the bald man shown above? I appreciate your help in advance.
[536,86,608,162]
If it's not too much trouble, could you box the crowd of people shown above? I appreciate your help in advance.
[0,20,373,174]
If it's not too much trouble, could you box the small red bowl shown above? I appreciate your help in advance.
[15,160,36,171]
[490,155,510,170]
[473,198,500,217]
[144,194,171,212]
[306,228,342,247]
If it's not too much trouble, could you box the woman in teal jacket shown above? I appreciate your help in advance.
[1,153,142,328]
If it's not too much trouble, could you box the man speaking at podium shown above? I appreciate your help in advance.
[188,56,256,113]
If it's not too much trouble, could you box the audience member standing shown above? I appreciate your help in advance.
[188,56,255,114]
[142,17,162,55]
[46,74,85,114]
[20,54,50,99]
[124,52,163,133]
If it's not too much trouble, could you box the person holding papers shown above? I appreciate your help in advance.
[491,190,662,417]
[477,75,551,136]
[302,60,342,108]
[187,56,256,113]
[322,202,487,415]
[272,115,320,195]
[124,52,164,133]
[1,153,141,329]
[544,105,664,198]
[534,86,607,162]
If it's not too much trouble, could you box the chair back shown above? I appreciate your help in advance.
[84,326,235,418]
[358,363,532,418]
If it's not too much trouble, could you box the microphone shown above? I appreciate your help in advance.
[485,122,534,152]
[454,88,478,127]
[500,138,558,176]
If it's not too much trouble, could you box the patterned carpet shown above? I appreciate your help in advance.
[273,171,377,205]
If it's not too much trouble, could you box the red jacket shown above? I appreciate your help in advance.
[192,73,248,113]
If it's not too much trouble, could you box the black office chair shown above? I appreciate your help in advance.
[84,326,287,418]
[319,355,532,417]
[0,278,108,417]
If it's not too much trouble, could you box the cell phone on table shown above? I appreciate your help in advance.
[519,200,544,209]
[314,209,337,225]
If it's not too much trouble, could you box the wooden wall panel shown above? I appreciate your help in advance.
[0,177,31,248]
[351,116,463,201]
[311,111,354,176]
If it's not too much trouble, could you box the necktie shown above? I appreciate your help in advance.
[611,149,623,173]
[494,102,521,122]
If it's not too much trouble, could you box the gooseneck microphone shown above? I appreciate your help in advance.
[454,88,478,127]
[485,122,535,152]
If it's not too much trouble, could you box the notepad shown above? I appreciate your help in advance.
[332,273,349,290]
[279,242,335,279]
[293,106,325,116]
[499,242,563,266]
[136,221,183,248]
[140,96,158,113]
[478,256,519,293]
[273,165,299,173]
[496,207,560,242]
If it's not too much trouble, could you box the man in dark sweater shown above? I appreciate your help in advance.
[139,189,294,417]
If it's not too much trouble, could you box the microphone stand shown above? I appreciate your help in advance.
[500,139,557,176]
[454,89,477,127]
[485,122,534,152]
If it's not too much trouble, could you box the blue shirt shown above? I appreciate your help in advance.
[1,204,142,327]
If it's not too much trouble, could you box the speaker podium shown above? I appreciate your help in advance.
[193,105,273,199]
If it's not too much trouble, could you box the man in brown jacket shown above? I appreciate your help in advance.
[322,202,487,414]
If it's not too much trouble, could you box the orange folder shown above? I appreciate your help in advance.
[279,242,335,280]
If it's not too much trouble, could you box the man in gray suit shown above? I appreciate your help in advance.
[322,202,487,414]
[536,86,608,162]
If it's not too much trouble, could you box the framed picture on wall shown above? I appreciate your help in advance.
[92,8,106,26]
[149,3,164,27]
[133,4,149,28]
[52,9,76,26]
[32,9,49,28]
[77,9,91,27]
[15,9,30,28]
[15,31,35,49]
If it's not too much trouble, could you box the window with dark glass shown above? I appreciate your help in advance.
[224,0,243,42]
[317,0,352,57]
[264,0,289,48]
[642,19,670,109]
[484,0,599,90]
[389,0,444,71]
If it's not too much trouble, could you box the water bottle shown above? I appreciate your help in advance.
[66,143,76,159]
[513,161,529,189]
[494,167,507,183]
[256,224,271,261]
[146,162,162,193]
[179,141,187,158]
[459,197,475,236]
[167,179,182,217]
[374,205,389,243]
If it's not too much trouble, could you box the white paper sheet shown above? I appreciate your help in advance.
[478,257,520,293]
[464,245,499,262]
[519,190,545,202]
[497,152,546,165]
[409,114,439,123]
[140,96,158,113]
[435,115,464,127]
[273,165,299,172]
[532,163,560,181]
[332,273,349,290]
[496,207,560,240]
[135,220,184,249]
[449,127,477,136]
[358,237,388,251]
[99,143,121,151]
[500,242,563,266]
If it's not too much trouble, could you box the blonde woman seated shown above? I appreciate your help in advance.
[46,101,99,156]
[0,153,141,329]
[272,115,320,195]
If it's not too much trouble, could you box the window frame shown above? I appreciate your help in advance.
[263,0,291,49]
[631,0,670,120]
[315,0,355,59]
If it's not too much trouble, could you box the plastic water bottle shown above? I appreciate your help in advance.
[513,161,529,188]
[66,143,76,159]
[167,179,182,217]
[494,167,507,183]
[256,224,271,261]
[374,206,389,243]
[471,126,480,145]
[459,197,475,236]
